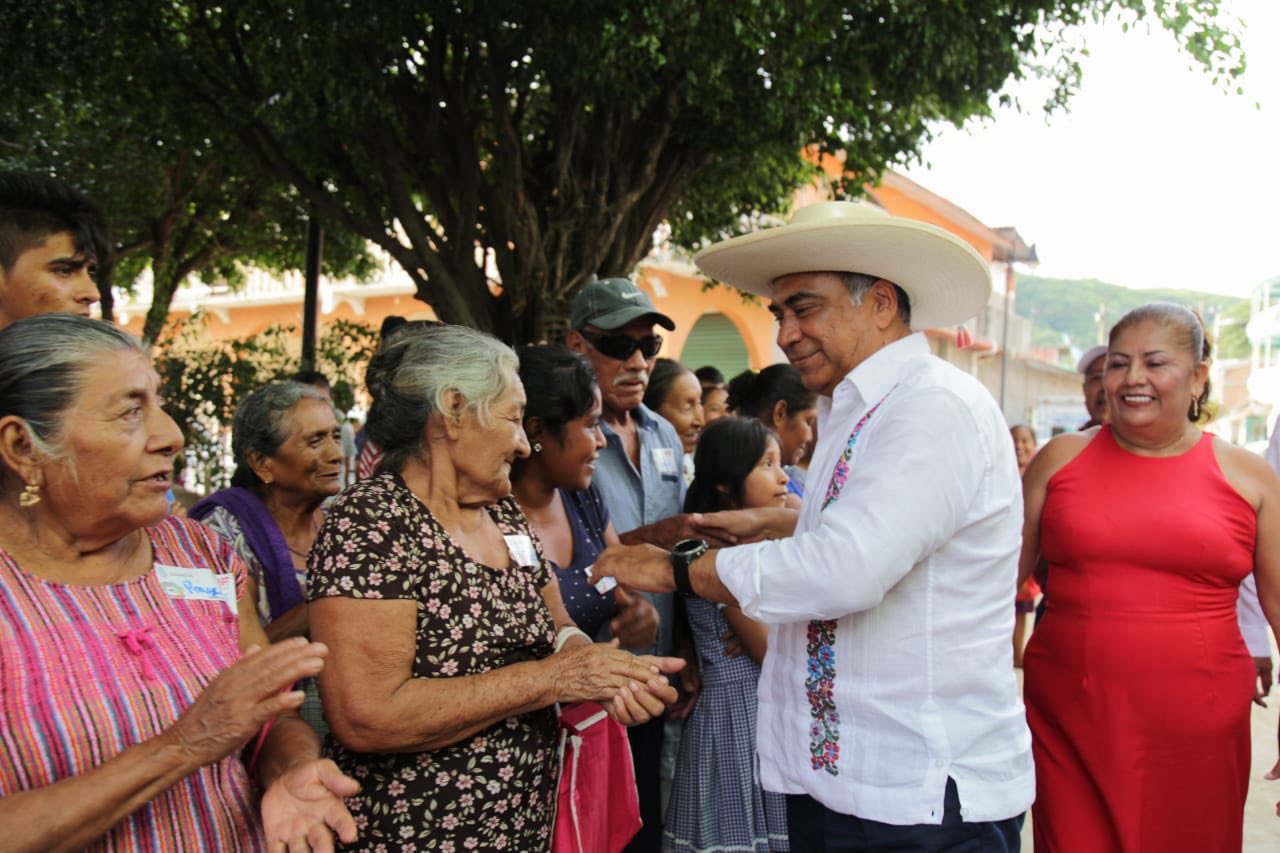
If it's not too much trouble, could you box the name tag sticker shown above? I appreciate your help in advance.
[582,564,617,595]
[504,534,538,567]
[155,564,237,613]
[652,447,678,476]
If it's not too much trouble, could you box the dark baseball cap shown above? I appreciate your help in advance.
[570,277,675,331]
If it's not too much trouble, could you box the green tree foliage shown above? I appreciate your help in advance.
[0,18,377,347]
[154,318,379,490]
[1015,273,1247,358]
[4,1,1245,342]
[1215,299,1252,361]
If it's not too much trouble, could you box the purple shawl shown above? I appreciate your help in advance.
[188,487,304,620]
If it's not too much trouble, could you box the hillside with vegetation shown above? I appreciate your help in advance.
[1014,274,1250,361]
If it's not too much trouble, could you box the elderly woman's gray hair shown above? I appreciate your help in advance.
[365,324,519,473]
[0,314,142,464]
[229,381,333,488]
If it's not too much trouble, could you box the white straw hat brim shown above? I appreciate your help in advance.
[694,202,991,330]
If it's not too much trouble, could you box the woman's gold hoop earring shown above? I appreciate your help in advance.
[18,482,40,508]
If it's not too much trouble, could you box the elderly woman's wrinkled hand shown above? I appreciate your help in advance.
[261,758,360,853]
[606,653,685,726]
[164,638,327,767]
[551,641,683,724]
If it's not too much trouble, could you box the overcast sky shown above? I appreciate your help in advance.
[899,0,1278,300]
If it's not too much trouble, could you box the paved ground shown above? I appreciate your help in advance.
[1015,670,1280,850]
[1242,699,1280,850]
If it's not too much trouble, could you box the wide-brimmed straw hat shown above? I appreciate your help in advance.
[694,201,991,330]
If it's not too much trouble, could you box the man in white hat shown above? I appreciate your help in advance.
[593,201,1033,850]
[1076,344,1109,430]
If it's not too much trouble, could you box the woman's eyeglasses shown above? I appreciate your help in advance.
[580,330,663,361]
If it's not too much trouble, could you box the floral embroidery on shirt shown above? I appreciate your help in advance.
[820,397,888,512]
[805,619,840,774]
[806,392,892,777]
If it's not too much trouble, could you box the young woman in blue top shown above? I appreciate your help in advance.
[664,416,791,852]
[511,344,658,644]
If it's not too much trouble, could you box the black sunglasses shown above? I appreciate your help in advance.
[580,329,663,361]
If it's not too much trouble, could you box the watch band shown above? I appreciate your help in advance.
[670,539,707,596]
[672,556,695,596]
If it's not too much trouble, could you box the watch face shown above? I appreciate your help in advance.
[674,539,705,557]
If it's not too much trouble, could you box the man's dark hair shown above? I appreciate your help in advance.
[839,272,912,327]
[0,173,110,275]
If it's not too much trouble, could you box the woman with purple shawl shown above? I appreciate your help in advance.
[190,380,345,731]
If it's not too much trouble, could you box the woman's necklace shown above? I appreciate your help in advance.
[285,515,321,559]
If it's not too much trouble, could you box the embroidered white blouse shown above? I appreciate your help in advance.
[716,333,1035,825]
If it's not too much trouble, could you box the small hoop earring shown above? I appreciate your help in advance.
[19,482,40,508]
[532,443,542,453]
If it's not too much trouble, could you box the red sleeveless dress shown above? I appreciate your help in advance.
[1023,427,1256,852]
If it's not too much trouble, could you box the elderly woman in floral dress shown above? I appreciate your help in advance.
[308,323,683,850]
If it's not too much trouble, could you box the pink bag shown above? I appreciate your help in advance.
[551,702,642,853]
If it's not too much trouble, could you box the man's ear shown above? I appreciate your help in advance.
[565,329,588,355]
[0,416,46,487]
[870,280,902,330]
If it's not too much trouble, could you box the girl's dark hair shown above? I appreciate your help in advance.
[516,344,599,442]
[726,363,816,422]
[643,358,692,413]
[684,417,774,514]
[1108,302,1213,423]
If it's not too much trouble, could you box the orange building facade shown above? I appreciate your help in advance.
[116,168,1078,430]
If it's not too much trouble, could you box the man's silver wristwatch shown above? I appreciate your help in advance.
[670,539,708,596]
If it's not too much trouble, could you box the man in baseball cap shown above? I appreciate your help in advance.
[566,277,700,852]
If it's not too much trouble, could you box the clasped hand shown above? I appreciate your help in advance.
[552,639,684,725]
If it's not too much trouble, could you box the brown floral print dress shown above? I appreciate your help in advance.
[309,471,559,852]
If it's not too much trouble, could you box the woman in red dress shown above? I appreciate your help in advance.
[1019,303,1280,851]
